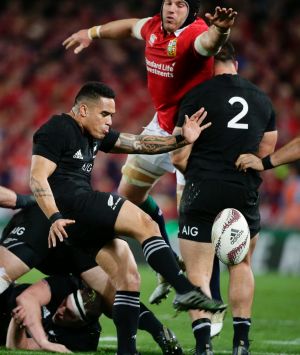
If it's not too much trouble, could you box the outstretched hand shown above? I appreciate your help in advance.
[62,29,92,54]
[48,218,75,248]
[235,153,264,172]
[206,6,237,30]
[182,107,211,144]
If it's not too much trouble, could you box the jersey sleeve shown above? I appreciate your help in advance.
[265,107,276,132]
[99,129,120,152]
[140,14,159,40]
[132,17,152,40]
[32,117,68,164]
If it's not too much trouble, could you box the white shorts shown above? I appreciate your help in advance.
[123,114,186,185]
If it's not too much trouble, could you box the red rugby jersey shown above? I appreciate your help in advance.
[140,14,214,133]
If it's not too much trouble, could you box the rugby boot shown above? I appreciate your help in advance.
[154,326,183,354]
[232,340,250,355]
[173,287,227,313]
[149,274,172,304]
[149,256,186,305]
[210,309,226,338]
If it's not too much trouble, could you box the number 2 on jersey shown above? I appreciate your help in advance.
[227,96,249,129]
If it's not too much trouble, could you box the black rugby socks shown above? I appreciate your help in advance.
[138,302,163,339]
[112,291,140,354]
[142,236,193,294]
[192,318,212,353]
[233,317,251,348]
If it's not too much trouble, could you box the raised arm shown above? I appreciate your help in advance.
[63,18,140,54]
[110,108,210,154]
[195,7,237,56]
[30,155,75,247]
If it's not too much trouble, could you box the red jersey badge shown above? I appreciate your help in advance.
[167,39,177,57]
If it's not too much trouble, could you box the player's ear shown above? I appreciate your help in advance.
[235,60,238,71]
[79,103,88,117]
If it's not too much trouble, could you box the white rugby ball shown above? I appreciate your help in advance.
[211,208,250,265]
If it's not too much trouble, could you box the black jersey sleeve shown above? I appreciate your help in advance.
[265,107,276,132]
[33,117,68,164]
[99,129,120,152]
[44,275,81,312]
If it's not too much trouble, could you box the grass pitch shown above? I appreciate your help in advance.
[1,267,299,355]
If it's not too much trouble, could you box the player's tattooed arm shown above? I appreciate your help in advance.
[30,177,52,198]
[111,133,187,154]
[110,107,211,154]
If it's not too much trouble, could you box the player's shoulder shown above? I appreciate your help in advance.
[143,14,161,32]
[236,76,273,104]
[181,17,208,36]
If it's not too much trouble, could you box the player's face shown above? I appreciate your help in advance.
[162,0,189,33]
[83,97,116,139]
[53,294,85,328]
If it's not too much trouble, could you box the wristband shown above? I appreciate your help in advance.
[175,135,185,144]
[261,155,274,170]
[15,194,36,209]
[87,25,102,40]
[49,212,63,224]
[213,25,230,35]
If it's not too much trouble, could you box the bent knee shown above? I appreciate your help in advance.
[138,211,160,237]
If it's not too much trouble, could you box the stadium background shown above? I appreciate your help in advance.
[0,1,299,354]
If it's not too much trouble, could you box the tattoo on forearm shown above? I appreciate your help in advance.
[30,177,52,198]
[118,133,186,154]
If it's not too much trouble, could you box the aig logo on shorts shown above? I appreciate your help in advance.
[181,225,199,237]
[11,226,26,236]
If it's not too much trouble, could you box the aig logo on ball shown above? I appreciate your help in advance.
[181,225,199,237]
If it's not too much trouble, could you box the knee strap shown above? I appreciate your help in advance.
[121,163,160,187]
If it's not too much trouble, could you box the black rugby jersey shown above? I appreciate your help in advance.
[33,114,119,199]
[178,74,276,188]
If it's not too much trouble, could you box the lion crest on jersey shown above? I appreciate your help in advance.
[167,39,177,57]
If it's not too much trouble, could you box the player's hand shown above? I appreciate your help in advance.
[48,218,75,248]
[182,107,211,144]
[62,29,92,54]
[205,7,237,31]
[235,153,264,172]
[39,339,73,353]
[11,306,26,326]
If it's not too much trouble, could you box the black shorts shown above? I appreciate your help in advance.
[60,191,126,252]
[1,205,50,255]
[178,179,260,243]
[1,228,97,275]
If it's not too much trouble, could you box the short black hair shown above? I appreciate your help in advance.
[74,81,115,105]
[214,41,236,63]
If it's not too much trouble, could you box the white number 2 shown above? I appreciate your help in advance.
[227,96,249,129]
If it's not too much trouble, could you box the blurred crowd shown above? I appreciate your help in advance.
[0,0,300,227]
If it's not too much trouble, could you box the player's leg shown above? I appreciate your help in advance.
[118,115,176,250]
[114,199,226,313]
[0,246,30,293]
[179,237,215,354]
[93,238,140,355]
[148,169,186,305]
[80,256,183,354]
[229,235,258,355]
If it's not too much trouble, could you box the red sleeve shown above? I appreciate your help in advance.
[141,14,160,40]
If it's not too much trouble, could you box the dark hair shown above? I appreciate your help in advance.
[214,41,236,63]
[74,81,115,105]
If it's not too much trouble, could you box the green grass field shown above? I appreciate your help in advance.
[1,267,300,355]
